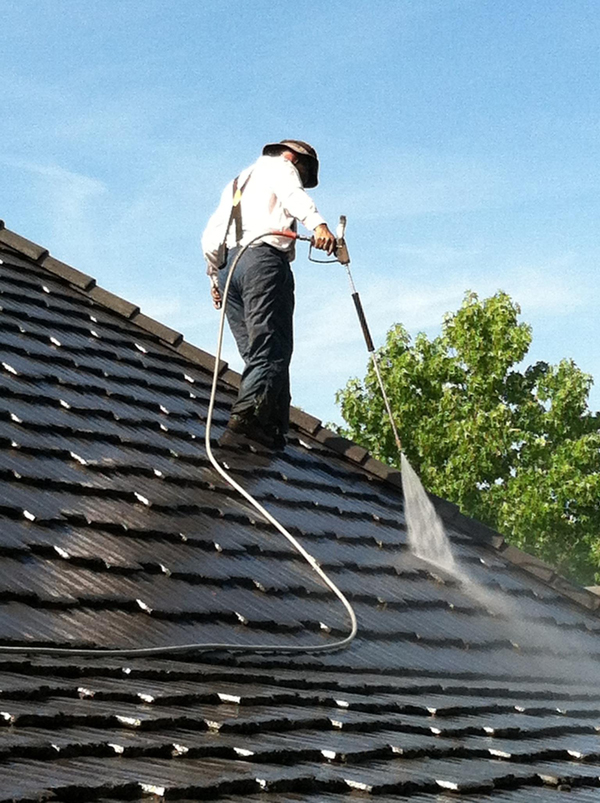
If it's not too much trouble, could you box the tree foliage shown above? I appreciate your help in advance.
[336,291,600,584]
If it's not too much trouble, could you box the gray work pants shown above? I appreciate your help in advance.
[218,243,294,436]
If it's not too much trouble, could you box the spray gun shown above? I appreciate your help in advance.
[307,215,350,266]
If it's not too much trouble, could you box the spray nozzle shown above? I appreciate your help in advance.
[335,215,350,265]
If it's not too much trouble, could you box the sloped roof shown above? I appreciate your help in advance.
[0,220,600,801]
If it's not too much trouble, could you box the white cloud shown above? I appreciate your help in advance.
[0,157,106,197]
[0,157,109,267]
[395,242,481,267]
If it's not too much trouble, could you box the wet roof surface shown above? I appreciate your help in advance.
[0,231,600,800]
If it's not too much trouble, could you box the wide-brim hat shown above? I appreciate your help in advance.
[262,139,319,188]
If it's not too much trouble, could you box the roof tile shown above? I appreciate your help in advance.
[87,286,140,319]
[128,311,183,344]
[289,409,322,435]
[38,255,96,291]
[0,224,48,262]
[175,340,227,374]
[500,544,557,583]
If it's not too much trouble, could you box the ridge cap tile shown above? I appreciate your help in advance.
[497,543,600,610]
[289,408,322,435]
[88,286,140,320]
[550,577,600,612]
[38,254,96,291]
[175,340,227,375]
[218,367,241,388]
[0,225,49,262]
[129,311,183,344]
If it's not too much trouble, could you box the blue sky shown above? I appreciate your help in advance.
[2,0,599,424]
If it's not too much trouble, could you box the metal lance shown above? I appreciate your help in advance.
[333,217,403,455]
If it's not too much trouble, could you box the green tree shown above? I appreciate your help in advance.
[336,291,600,585]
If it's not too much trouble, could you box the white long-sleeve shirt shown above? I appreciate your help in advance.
[201,154,326,277]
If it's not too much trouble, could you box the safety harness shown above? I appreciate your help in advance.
[216,171,253,270]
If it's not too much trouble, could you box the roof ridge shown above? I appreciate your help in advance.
[1,219,598,615]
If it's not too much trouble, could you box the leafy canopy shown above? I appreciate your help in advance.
[336,291,600,585]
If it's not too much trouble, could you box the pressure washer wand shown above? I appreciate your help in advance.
[334,217,403,455]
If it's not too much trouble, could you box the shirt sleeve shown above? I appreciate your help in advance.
[201,180,234,277]
[270,159,326,232]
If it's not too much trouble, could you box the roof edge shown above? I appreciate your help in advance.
[2,219,599,616]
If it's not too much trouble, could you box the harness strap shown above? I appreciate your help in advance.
[222,176,238,250]
[230,171,253,245]
[216,172,254,271]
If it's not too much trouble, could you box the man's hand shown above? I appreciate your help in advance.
[313,223,336,255]
[211,283,222,310]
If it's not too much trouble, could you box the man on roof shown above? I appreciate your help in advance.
[202,139,336,450]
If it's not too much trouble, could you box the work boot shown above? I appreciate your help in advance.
[219,414,276,450]
[269,428,287,451]
[272,435,286,451]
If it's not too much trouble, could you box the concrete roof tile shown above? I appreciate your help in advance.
[39,255,96,291]
[88,287,140,320]
[129,311,183,344]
